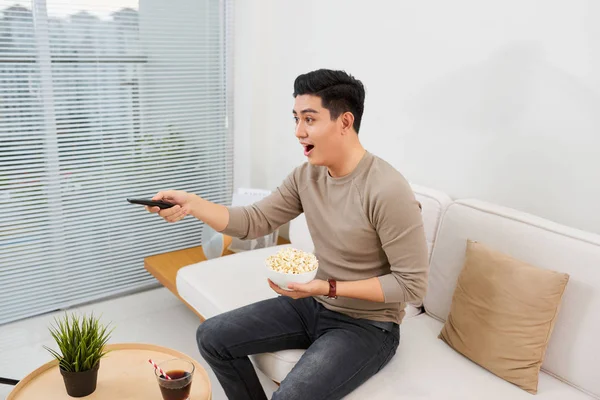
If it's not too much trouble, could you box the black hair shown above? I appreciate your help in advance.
[293,69,365,134]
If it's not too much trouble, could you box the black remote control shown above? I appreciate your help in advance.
[127,198,175,209]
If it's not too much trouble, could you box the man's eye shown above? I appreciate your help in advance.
[306,117,313,123]
[293,117,299,123]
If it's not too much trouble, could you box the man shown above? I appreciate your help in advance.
[147,69,429,400]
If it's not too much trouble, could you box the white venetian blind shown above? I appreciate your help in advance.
[0,0,234,325]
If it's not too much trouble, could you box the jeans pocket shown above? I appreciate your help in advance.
[376,334,399,373]
[376,346,397,373]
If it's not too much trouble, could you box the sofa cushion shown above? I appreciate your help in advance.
[177,245,286,320]
[343,314,593,399]
[439,240,570,394]
[425,199,600,398]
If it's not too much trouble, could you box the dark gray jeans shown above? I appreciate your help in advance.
[197,296,400,400]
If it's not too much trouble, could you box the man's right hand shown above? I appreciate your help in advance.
[147,189,230,231]
[146,190,199,223]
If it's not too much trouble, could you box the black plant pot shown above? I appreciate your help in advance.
[59,362,100,397]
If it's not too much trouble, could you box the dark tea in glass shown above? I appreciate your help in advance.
[155,359,195,400]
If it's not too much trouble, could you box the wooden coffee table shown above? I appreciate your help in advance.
[7,343,211,400]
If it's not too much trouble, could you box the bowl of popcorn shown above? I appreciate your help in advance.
[266,247,319,291]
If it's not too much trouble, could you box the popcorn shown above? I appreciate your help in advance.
[266,247,318,274]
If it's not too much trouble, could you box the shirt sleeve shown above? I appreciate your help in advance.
[373,182,429,304]
[220,169,304,240]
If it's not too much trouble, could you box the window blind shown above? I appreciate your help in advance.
[0,0,234,325]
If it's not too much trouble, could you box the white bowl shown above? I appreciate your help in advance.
[265,262,318,291]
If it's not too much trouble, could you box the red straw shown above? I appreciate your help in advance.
[148,358,171,380]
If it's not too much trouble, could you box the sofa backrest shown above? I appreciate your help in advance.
[288,183,452,261]
[425,199,600,397]
[410,184,453,260]
[288,213,314,253]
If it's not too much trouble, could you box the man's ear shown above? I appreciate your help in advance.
[340,111,355,134]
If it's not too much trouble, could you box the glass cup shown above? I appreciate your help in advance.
[154,358,195,400]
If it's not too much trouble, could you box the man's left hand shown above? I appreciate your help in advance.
[268,279,329,299]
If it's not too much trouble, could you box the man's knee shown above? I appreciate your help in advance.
[196,316,226,359]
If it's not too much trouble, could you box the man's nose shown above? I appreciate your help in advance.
[295,122,306,139]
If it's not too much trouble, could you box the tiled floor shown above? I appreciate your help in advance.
[0,287,278,399]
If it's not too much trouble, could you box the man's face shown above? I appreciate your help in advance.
[293,94,342,166]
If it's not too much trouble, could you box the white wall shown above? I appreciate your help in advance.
[233,0,600,235]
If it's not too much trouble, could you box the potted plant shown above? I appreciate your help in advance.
[43,313,113,397]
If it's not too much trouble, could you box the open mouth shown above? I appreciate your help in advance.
[303,145,314,156]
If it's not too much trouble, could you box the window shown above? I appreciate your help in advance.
[0,0,234,325]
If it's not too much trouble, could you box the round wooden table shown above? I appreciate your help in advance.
[7,343,212,400]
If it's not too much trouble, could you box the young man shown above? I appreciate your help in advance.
[147,69,429,400]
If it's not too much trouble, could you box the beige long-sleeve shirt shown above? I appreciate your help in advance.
[222,151,429,324]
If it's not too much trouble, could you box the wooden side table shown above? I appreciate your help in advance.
[7,343,211,400]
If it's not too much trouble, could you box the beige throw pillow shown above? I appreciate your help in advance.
[439,240,569,394]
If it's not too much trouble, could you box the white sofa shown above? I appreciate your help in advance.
[177,185,600,399]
